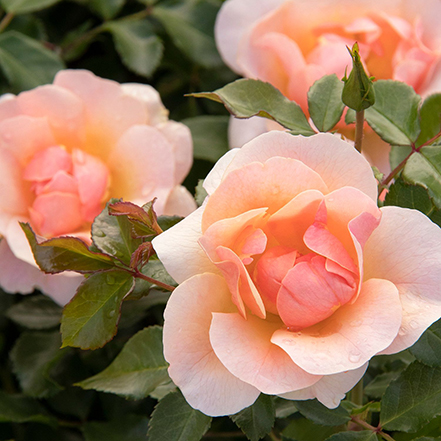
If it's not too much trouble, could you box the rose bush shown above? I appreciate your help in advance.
[215,0,441,171]
[153,131,441,416]
[0,69,196,305]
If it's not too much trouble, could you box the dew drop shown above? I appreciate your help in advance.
[409,320,418,329]
[107,310,116,318]
[94,230,106,238]
[350,319,362,327]
[349,351,361,363]
[282,339,296,346]
[398,327,406,336]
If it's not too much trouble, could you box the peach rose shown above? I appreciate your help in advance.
[216,0,441,171]
[0,70,196,305]
[153,132,441,416]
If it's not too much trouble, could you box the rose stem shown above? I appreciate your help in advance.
[133,269,175,292]
[354,110,365,153]
[351,416,397,441]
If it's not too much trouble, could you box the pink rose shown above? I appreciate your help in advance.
[0,70,196,305]
[216,0,441,172]
[153,132,441,416]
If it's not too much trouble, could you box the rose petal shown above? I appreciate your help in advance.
[164,273,260,416]
[226,132,378,201]
[272,278,402,375]
[162,185,197,217]
[202,156,328,231]
[203,149,239,195]
[23,146,72,182]
[280,363,368,408]
[363,206,441,354]
[152,205,219,284]
[210,312,321,394]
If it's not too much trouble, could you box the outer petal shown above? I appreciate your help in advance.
[228,116,282,149]
[210,312,321,394]
[163,273,260,416]
[107,125,175,214]
[226,132,378,201]
[203,149,239,195]
[152,206,218,283]
[162,185,197,217]
[215,0,287,73]
[272,278,402,375]
[0,239,83,306]
[280,363,368,409]
[363,206,441,354]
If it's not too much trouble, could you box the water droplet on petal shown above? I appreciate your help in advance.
[398,327,407,336]
[349,351,361,363]
[282,339,296,346]
[409,320,418,329]
[94,230,105,238]
[350,319,362,327]
[107,310,116,318]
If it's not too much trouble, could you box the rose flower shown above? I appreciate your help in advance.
[153,132,441,416]
[0,70,196,305]
[215,0,441,171]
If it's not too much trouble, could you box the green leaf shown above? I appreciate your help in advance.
[308,74,345,132]
[384,178,435,215]
[231,394,275,441]
[21,223,115,274]
[10,331,64,398]
[92,200,142,265]
[294,400,350,426]
[325,432,378,441]
[88,0,125,19]
[0,390,56,426]
[410,319,441,367]
[153,0,222,69]
[6,295,62,329]
[83,414,149,441]
[282,417,344,441]
[365,372,400,399]
[402,145,441,208]
[61,270,135,349]
[342,43,375,112]
[77,326,169,399]
[194,180,208,206]
[192,79,315,135]
[182,115,229,162]
[157,215,183,231]
[417,94,441,147]
[0,0,61,13]
[148,390,212,441]
[0,31,64,92]
[104,19,163,78]
[364,80,421,145]
[380,361,441,432]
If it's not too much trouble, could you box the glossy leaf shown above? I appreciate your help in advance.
[294,400,350,426]
[410,319,441,367]
[92,200,143,265]
[104,20,163,78]
[153,0,222,68]
[364,80,421,145]
[0,0,61,13]
[381,361,441,432]
[192,79,315,135]
[6,295,62,329]
[364,372,400,399]
[77,326,169,399]
[231,394,275,441]
[83,414,149,441]
[308,74,345,132]
[88,0,125,19]
[402,145,441,208]
[61,270,135,350]
[0,31,64,92]
[21,223,115,274]
[182,115,229,162]
[148,390,212,441]
[10,331,65,398]
[0,390,56,426]
[325,432,378,441]
[417,94,441,147]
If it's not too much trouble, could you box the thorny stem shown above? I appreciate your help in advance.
[0,12,14,33]
[351,416,396,441]
[379,128,441,191]
[133,269,175,292]
[354,110,365,153]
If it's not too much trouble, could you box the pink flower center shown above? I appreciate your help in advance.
[23,146,109,237]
